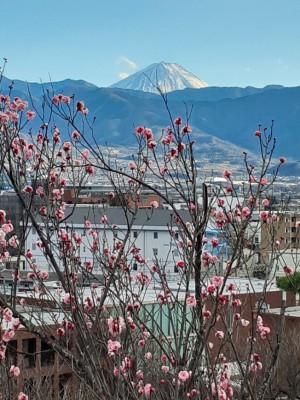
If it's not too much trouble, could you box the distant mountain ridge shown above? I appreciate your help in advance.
[110,62,208,93]
[1,64,300,173]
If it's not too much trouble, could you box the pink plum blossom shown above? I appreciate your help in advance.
[262,198,270,206]
[2,329,15,342]
[150,201,159,209]
[144,383,155,395]
[26,110,35,121]
[107,316,125,336]
[186,295,197,307]
[9,365,20,377]
[18,393,28,400]
[178,370,190,382]
[107,340,121,356]
[260,178,267,186]
[212,276,223,287]
[241,319,250,327]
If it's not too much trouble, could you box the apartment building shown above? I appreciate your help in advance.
[261,211,300,275]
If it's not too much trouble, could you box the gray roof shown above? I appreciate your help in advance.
[37,206,192,228]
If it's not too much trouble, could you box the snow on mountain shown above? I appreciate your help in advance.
[110,62,208,93]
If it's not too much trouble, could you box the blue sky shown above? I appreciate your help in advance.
[2,0,300,88]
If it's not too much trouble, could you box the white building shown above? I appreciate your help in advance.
[25,206,226,275]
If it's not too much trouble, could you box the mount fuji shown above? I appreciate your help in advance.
[110,62,208,93]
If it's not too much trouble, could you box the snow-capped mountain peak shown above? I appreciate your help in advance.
[110,62,208,93]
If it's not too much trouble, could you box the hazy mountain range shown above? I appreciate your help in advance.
[1,63,300,174]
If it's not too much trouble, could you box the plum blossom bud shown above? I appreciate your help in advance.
[19,298,26,307]
[174,117,182,126]
[181,125,192,134]
[161,354,167,362]
[215,330,224,340]
[56,328,65,336]
[101,215,108,224]
[24,185,33,194]
[283,265,293,275]
[211,237,219,249]
[223,170,231,180]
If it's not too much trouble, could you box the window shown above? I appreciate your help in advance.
[133,231,138,238]
[6,340,17,365]
[153,232,158,239]
[153,248,158,256]
[59,374,72,399]
[32,227,36,235]
[133,263,138,271]
[254,236,259,244]
[41,341,55,366]
[23,338,36,368]
[175,232,179,240]
[32,243,36,250]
